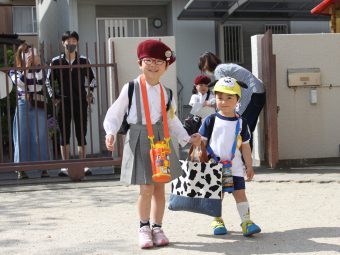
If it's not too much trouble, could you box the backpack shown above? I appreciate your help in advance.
[183,90,212,135]
[118,80,173,135]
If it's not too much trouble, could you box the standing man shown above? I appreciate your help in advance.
[46,31,96,176]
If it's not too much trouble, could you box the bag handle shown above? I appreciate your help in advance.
[189,141,209,163]
[140,75,170,148]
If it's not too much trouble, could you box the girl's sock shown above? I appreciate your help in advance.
[140,220,150,228]
[237,202,250,222]
[152,223,162,229]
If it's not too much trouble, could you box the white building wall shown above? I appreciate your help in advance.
[171,0,215,108]
[253,33,340,160]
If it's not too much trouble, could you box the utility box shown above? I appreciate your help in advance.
[287,68,321,87]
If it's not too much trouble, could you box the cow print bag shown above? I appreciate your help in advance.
[168,145,223,217]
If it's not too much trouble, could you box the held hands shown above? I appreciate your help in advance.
[189,133,201,146]
[105,134,115,152]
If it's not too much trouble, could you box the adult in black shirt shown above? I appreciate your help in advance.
[46,31,96,176]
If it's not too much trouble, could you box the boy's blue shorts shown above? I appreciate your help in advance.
[223,176,245,193]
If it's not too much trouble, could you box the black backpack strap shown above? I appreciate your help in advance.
[127,80,135,115]
[164,87,173,112]
[205,90,210,101]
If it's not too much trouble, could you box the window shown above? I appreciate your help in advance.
[265,24,288,34]
[13,6,37,34]
[222,24,243,64]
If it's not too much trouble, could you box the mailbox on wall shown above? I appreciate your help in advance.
[287,68,321,87]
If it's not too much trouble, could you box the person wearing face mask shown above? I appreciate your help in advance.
[9,43,50,179]
[198,52,265,149]
[46,31,96,177]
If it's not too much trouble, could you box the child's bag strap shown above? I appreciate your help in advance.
[165,87,173,111]
[206,118,240,163]
[127,80,135,115]
[205,90,210,101]
[140,75,170,147]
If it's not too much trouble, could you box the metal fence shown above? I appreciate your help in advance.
[0,41,122,179]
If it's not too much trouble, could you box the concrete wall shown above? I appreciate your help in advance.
[37,0,70,58]
[171,0,215,110]
[253,33,340,160]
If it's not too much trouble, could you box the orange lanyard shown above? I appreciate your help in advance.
[140,75,170,148]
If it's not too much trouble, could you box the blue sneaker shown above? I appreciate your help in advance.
[241,220,261,237]
[211,218,227,235]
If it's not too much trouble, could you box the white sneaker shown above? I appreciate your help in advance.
[58,168,68,177]
[138,226,153,249]
[84,167,92,176]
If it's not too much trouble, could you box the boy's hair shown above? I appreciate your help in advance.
[198,52,222,72]
[215,91,240,101]
[62,31,79,42]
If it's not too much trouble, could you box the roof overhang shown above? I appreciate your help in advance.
[178,0,329,22]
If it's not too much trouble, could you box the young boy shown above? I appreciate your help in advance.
[104,39,200,248]
[199,76,261,237]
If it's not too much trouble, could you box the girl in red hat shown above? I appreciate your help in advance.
[104,39,201,249]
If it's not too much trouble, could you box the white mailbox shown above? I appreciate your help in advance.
[287,68,321,87]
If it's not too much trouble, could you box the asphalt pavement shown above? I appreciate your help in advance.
[0,164,339,255]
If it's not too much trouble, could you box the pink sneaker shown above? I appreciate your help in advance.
[152,228,169,246]
[138,226,153,249]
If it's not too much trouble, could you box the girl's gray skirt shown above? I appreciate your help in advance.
[120,122,182,185]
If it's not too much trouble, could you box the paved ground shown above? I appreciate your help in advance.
[0,165,339,255]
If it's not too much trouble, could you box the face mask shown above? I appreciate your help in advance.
[66,44,77,53]
[204,70,214,77]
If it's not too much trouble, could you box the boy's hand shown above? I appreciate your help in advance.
[246,166,254,181]
[105,135,115,152]
[189,133,201,146]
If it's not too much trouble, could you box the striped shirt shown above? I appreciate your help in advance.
[9,69,44,96]
[214,63,265,114]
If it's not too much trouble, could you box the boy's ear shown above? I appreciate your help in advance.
[237,81,248,89]
[208,80,218,88]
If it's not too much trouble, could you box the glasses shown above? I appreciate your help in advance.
[142,58,165,65]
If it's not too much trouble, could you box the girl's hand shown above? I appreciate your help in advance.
[105,135,115,152]
[190,133,201,146]
[246,166,254,181]
[25,55,33,67]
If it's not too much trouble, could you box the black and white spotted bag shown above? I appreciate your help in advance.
[168,159,223,217]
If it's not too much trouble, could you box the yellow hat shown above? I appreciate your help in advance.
[213,77,241,97]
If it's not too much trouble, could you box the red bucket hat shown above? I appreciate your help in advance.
[194,75,211,85]
[137,39,176,65]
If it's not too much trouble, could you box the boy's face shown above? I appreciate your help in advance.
[62,37,78,53]
[215,92,238,116]
[139,57,167,81]
[195,83,209,95]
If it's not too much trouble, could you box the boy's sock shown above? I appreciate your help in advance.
[213,217,223,222]
[237,202,251,222]
[140,220,150,228]
[152,223,162,229]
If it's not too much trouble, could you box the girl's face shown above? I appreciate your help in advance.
[195,83,209,95]
[215,92,238,116]
[139,58,167,83]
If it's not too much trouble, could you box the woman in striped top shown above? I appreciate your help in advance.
[9,43,50,179]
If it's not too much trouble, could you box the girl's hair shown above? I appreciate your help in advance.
[198,51,222,72]
[192,85,198,94]
[15,43,29,68]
